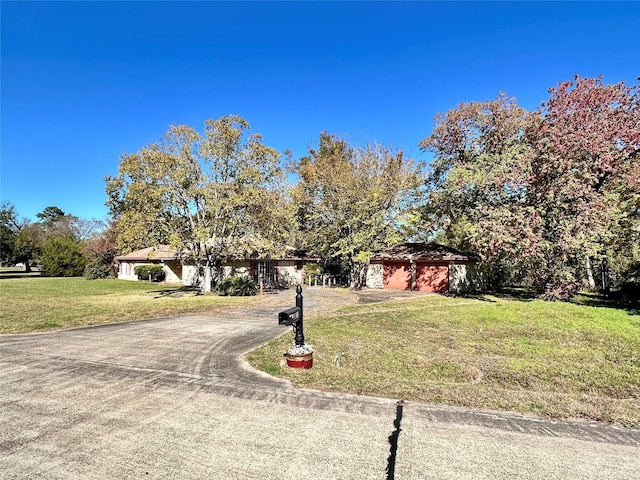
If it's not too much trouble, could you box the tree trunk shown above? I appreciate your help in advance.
[202,264,213,293]
[200,258,223,293]
[359,263,368,289]
[585,256,596,290]
[601,257,609,292]
[349,258,358,289]
[349,260,367,289]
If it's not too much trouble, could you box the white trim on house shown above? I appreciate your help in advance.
[115,246,314,288]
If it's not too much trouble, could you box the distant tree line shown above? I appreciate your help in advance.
[4,75,638,301]
[0,202,117,278]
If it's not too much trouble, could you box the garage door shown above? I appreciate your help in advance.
[416,263,449,292]
[383,262,412,290]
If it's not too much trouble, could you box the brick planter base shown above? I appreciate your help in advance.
[285,352,313,369]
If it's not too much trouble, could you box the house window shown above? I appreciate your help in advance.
[253,261,275,286]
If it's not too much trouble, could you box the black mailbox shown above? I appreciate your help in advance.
[278,307,301,326]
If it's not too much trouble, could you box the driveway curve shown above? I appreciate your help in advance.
[1,287,638,479]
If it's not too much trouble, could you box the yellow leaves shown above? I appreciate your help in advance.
[108,115,290,269]
[293,133,427,260]
[354,251,372,264]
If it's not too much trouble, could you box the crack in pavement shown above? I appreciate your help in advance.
[386,400,404,480]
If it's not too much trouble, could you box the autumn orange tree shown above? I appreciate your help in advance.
[421,76,640,300]
[82,220,120,279]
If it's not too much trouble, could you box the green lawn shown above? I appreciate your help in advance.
[249,294,640,427]
[3,276,638,426]
[0,276,260,333]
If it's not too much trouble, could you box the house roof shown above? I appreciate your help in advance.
[370,242,481,262]
[114,245,180,262]
[115,245,319,262]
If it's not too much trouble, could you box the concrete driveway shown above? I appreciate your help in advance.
[1,287,638,479]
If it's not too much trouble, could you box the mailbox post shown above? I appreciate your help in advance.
[278,285,312,368]
[294,285,304,346]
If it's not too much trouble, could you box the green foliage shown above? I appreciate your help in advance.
[291,132,425,287]
[84,263,116,280]
[0,201,18,266]
[41,237,86,277]
[622,262,640,283]
[36,206,65,222]
[106,115,291,292]
[421,76,640,300]
[134,264,166,282]
[0,224,15,266]
[1,202,43,271]
[303,262,321,276]
[215,275,257,296]
[614,262,640,302]
[14,224,44,269]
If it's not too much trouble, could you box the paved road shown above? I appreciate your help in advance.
[1,288,638,479]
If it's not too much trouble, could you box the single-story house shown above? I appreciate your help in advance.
[114,245,318,288]
[365,243,485,293]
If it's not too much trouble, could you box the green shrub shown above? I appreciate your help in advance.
[612,261,640,303]
[216,275,257,296]
[134,264,166,282]
[618,282,640,302]
[215,277,235,296]
[84,262,116,280]
[41,237,86,277]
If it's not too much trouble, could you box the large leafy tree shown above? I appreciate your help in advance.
[13,224,44,272]
[419,93,538,277]
[292,132,425,287]
[530,75,640,296]
[36,205,103,242]
[36,206,65,223]
[421,76,640,299]
[0,201,21,267]
[106,115,290,292]
[0,202,44,271]
[41,236,86,277]
[33,206,98,277]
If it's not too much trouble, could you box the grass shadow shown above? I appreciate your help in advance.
[491,287,538,302]
[572,292,640,316]
[454,287,537,303]
[152,286,202,298]
[0,271,43,279]
[451,292,497,303]
[466,287,639,316]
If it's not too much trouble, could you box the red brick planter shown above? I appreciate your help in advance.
[285,352,313,369]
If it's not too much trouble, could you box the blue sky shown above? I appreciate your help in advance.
[2,1,639,222]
